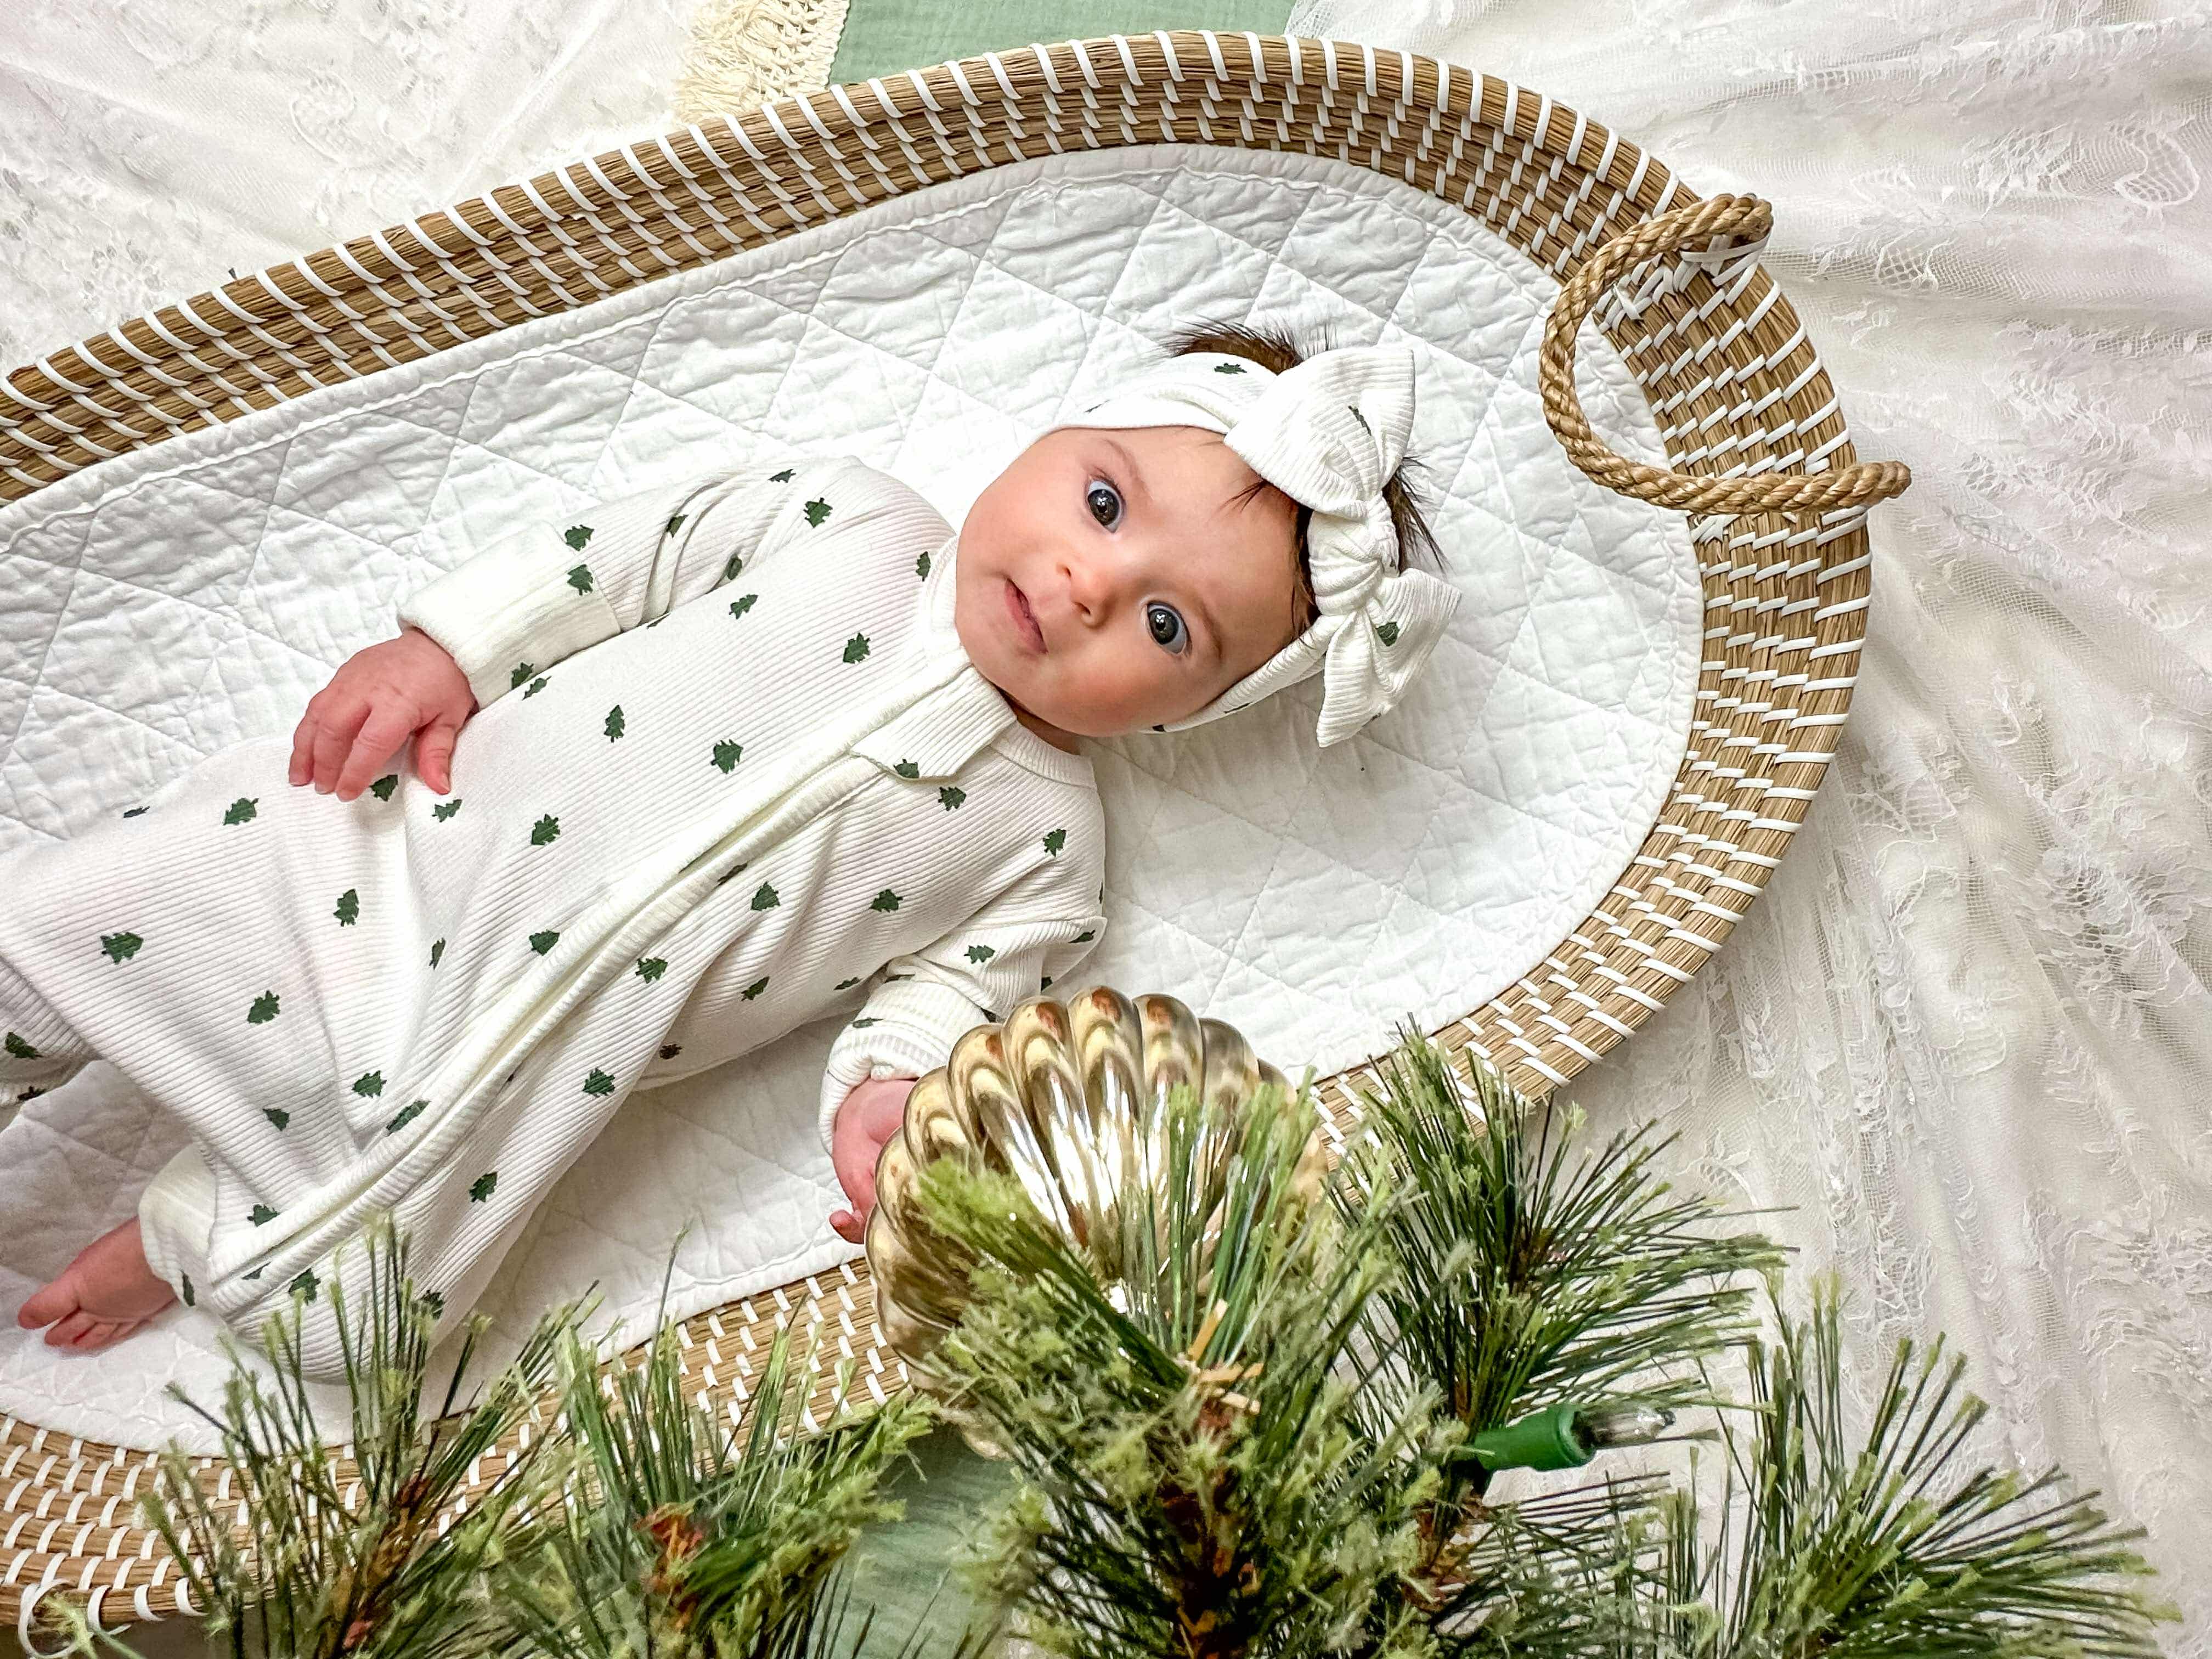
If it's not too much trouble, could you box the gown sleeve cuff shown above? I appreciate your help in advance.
[815,978,994,1159]
[138,1142,218,1297]
[398,539,622,712]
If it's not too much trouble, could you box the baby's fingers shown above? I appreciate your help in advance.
[288,708,321,788]
[309,697,370,794]
[414,713,464,795]
[334,704,418,801]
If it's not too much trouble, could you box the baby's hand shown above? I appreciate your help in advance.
[291,625,477,800]
[830,1075,916,1245]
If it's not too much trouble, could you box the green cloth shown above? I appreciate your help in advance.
[837,1422,1024,1656]
[828,0,1297,87]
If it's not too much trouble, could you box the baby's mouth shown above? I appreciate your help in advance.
[1005,577,1045,653]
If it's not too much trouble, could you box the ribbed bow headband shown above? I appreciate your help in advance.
[1040,342,1459,748]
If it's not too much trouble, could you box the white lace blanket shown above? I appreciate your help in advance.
[1282,0,2212,1645]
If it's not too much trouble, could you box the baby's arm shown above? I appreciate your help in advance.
[815,864,1110,1166]
[396,453,861,713]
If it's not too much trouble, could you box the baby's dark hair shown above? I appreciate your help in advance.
[1158,317,1446,634]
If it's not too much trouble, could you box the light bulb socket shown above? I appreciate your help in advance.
[1467,1402,1590,1472]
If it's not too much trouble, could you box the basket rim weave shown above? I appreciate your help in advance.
[0,29,1898,1638]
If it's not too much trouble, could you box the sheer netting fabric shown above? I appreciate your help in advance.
[1281,0,2212,1636]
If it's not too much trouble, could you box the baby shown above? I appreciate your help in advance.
[3,318,1455,1377]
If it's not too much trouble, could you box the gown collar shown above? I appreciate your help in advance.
[850,529,1094,787]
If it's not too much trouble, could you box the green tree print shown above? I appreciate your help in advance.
[966,945,996,963]
[180,1274,193,1307]
[430,938,446,967]
[843,633,870,664]
[723,553,744,582]
[470,1172,498,1203]
[712,741,743,773]
[729,592,757,619]
[805,498,832,527]
[752,881,779,911]
[939,786,966,811]
[334,889,360,927]
[249,1204,278,1226]
[741,976,769,1000]
[835,977,861,990]
[121,806,148,819]
[665,512,687,537]
[386,1099,428,1135]
[353,1071,385,1097]
[917,549,931,579]
[530,930,561,955]
[263,1107,289,1130]
[101,932,142,963]
[370,775,399,801]
[636,957,668,983]
[894,760,919,778]
[770,467,794,482]
[1215,362,1248,375]
[853,1017,878,1028]
[583,1068,616,1097]
[531,814,561,846]
[567,563,594,594]
[224,797,258,825]
[433,799,464,821]
[523,676,549,698]
[605,705,625,741]
[564,525,594,550]
[1075,929,1095,943]
[247,992,280,1025]
[871,889,901,912]
[291,1270,318,1302]
[1376,620,1401,646]
[511,662,535,689]
[658,1043,682,1060]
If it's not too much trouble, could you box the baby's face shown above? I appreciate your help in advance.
[954,424,1302,739]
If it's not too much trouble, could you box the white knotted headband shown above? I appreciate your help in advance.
[1041,342,1459,748]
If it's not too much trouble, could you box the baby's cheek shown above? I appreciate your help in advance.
[1057,644,1190,735]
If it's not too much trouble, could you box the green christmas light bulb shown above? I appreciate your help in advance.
[1467,1401,1677,1471]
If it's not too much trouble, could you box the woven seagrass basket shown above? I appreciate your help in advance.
[0,30,1905,1638]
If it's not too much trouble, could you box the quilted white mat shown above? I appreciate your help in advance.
[0,140,1698,1452]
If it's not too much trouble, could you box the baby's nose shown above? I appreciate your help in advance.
[1062,553,1130,621]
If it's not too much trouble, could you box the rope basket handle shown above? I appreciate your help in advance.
[1539,194,1912,515]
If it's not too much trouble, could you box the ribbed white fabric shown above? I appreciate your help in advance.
[0,454,1104,1379]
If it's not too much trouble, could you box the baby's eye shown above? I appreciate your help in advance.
[1086,480,1122,529]
[1146,601,1189,655]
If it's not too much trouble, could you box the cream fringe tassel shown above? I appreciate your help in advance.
[672,0,852,123]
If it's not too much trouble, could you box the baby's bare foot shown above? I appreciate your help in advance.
[16,1216,178,1351]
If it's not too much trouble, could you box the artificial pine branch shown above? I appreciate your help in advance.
[479,1221,949,1659]
[1329,1025,1788,1616]
[1447,1275,2181,1659]
[1700,1273,2179,1658]
[912,1075,1462,1659]
[120,1209,590,1659]
[32,1211,959,1659]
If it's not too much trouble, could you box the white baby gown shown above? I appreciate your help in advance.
[0,453,1107,1379]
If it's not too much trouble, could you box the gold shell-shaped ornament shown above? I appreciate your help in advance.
[865,986,1331,1456]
